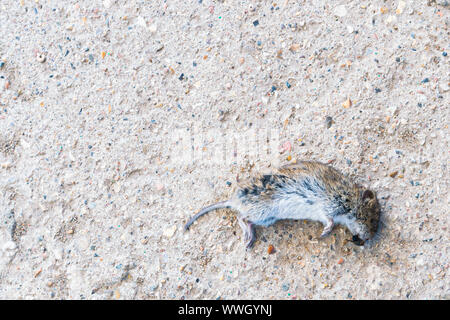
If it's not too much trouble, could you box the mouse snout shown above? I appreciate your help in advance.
[352,235,366,246]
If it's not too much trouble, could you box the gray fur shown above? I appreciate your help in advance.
[184,161,381,249]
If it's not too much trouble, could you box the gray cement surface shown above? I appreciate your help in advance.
[0,0,448,299]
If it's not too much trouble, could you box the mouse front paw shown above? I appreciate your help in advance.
[245,238,255,249]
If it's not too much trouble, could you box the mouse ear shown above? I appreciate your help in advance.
[362,189,375,202]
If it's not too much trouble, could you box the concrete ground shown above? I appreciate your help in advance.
[0,0,448,299]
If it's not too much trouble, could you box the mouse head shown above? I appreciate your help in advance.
[351,189,381,245]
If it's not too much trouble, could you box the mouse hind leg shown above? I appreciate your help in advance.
[238,217,256,249]
[320,217,334,238]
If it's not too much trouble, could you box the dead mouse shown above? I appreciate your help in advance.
[184,161,381,249]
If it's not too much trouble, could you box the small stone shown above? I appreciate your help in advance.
[342,98,352,108]
[239,57,245,64]
[380,7,388,14]
[163,225,177,238]
[149,24,157,33]
[325,116,333,128]
[276,49,283,59]
[37,53,46,63]
[386,15,397,25]
[1,162,11,169]
[337,258,344,264]
[396,1,406,14]
[267,244,275,254]
[335,5,347,17]
[34,268,42,278]
[289,43,300,51]
[389,171,398,178]
[253,20,259,26]
[136,16,146,28]
[282,283,289,291]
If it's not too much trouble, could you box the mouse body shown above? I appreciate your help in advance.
[185,161,381,248]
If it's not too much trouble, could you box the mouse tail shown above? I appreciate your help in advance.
[184,201,232,230]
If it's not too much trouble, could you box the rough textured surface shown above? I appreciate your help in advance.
[0,0,448,299]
